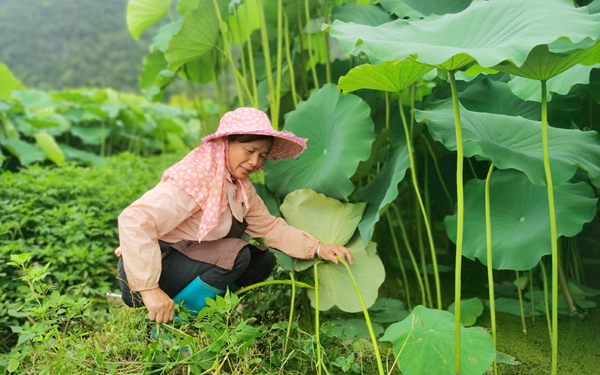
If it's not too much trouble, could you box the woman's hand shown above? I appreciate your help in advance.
[318,243,354,265]
[139,287,175,323]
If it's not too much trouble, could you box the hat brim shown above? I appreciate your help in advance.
[202,130,307,160]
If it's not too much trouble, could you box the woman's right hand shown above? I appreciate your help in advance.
[139,287,175,323]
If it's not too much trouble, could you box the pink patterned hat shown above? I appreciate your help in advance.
[201,107,307,160]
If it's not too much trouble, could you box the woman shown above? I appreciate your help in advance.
[115,107,353,323]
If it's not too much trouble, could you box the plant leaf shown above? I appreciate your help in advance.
[332,319,384,341]
[415,102,600,187]
[447,297,484,326]
[381,305,495,375]
[34,132,65,166]
[338,60,433,94]
[265,84,375,200]
[127,0,171,39]
[0,62,23,99]
[379,0,473,19]
[0,136,45,165]
[445,170,598,270]
[331,2,393,26]
[329,0,600,70]
[153,20,184,53]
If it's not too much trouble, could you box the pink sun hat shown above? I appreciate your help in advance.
[201,107,307,160]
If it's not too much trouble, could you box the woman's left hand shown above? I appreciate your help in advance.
[318,243,354,265]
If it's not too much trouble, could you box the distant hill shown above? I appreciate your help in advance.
[0,0,153,93]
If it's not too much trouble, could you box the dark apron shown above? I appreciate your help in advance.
[158,217,266,271]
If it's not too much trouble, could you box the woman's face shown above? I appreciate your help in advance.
[228,139,273,180]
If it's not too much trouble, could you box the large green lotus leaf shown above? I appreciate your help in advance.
[352,129,389,181]
[307,235,385,312]
[165,0,226,70]
[445,170,598,270]
[178,0,199,14]
[127,0,171,39]
[331,3,393,26]
[332,319,384,341]
[415,102,600,186]
[253,183,281,218]
[508,64,600,102]
[329,0,600,70]
[447,297,484,327]
[25,114,70,137]
[140,51,174,100]
[356,124,410,244]
[380,0,473,19]
[493,41,600,81]
[0,136,45,165]
[338,60,433,94]
[227,0,260,44]
[153,20,184,53]
[381,305,495,375]
[0,62,23,99]
[280,189,366,246]
[265,84,375,200]
[12,90,53,112]
[60,144,107,166]
[34,132,65,167]
[70,126,111,146]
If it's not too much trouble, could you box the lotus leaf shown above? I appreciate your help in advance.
[0,62,23,99]
[127,0,171,39]
[265,84,375,200]
[12,90,54,112]
[70,126,110,146]
[153,20,184,53]
[509,64,600,102]
[447,297,484,326]
[227,0,260,44]
[307,235,385,312]
[445,170,598,270]
[60,144,107,166]
[415,102,600,187]
[178,0,199,14]
[338,60,433,94]
[381,305,495,375]
[34,132,64,167]
[380,0,472,19]
[329,0,600,70]
[357,124,410,244]
[332,319,384,341]
[331,3,393,26]
[0,136,45,165]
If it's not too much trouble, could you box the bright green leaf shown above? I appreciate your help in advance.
[0,137,45,165]
[127,0,171,39]
[265,84,375,200]
[71,125,111,146]
[445,170,598,270]
[228,0,260,44]
[447,297,484,326]
[153,20,184,53]
[331,2,393,26]
[332,319,384,340]
[34,132,65,166]
[380,0,473,19]
[338,60,433,94]
[178,0,199,14]
[60,144,108,166]
[381,305,495,375]
[0,62,23,99]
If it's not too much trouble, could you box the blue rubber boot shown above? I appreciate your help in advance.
[172,277,224,318]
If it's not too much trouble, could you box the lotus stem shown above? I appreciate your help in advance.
[398,94,442,309]
[386,211,413,310]
[304,0,319,89]
[234,280,314,295]
[244,3,259,107]
[557,240,577,314]
[257,0,276,125]
[392,204,427,307]
[421,134,454,211]
[274,0,284,127]
[515,271,527,335]
[540,260,553,343]
[283,12,298,107]
[484,163,497,375]
[540,79,559,375]
[314,263,322,375]
[322,0,331,84]
[530,269,535,322]
[448,70,465,375]
[336,256,385,375]
[284,271,296,354]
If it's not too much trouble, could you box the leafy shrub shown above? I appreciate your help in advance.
[0,152,184,351]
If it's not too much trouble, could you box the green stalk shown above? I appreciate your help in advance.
[283,12,298,107]
[322,0,331,84]
[398,94,442,309]
[284,271,296,354]
[235,279,314,295]
[273,0,284,128]
[540,260,552,342]
[516,271,527,335]
[386,211,413,310]
[416,207,433,308]
[296,6,308,95]
[314,263,322,375]
[337,256,385,375]
[233,6,249,99]
[421,135,454,212]
[448,70,465,375]
[484,163,497,375]
[244,4,259,107]
[557,241,577,314]
[392,204,427,307]
[385,92,390,130]
[540,79,558,375]
[256,0,276,124]
[304,0,319,89]
[530,269,535,322]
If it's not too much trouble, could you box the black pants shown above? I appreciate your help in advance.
[118,245,275,307]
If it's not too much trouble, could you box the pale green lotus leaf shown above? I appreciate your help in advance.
[280,189,366,246]
[71,126,111,146]
[380,0,473,19]
[338,60,433,94]
[329,0,600,70]
[265,84,375,200]
[493,41,600,81]
[307,235,385,312]
[332,319,384,341]
[178,0,199,14]
[153,19,184,53]
[12,90,53,112]
[445,170,598,270]
[227,0,260,44]
[0,136,45,165]
[127,0,171,39]
[165,0,226,70]
[0,62,23,99]
[357,124,410,244]
[331,2,393,26]
[508,64,600,102]
[381,305,495,375]
[415,102,600,187]
[34,132,65,167]
[60,144,107,166]
[447,297,484,326]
